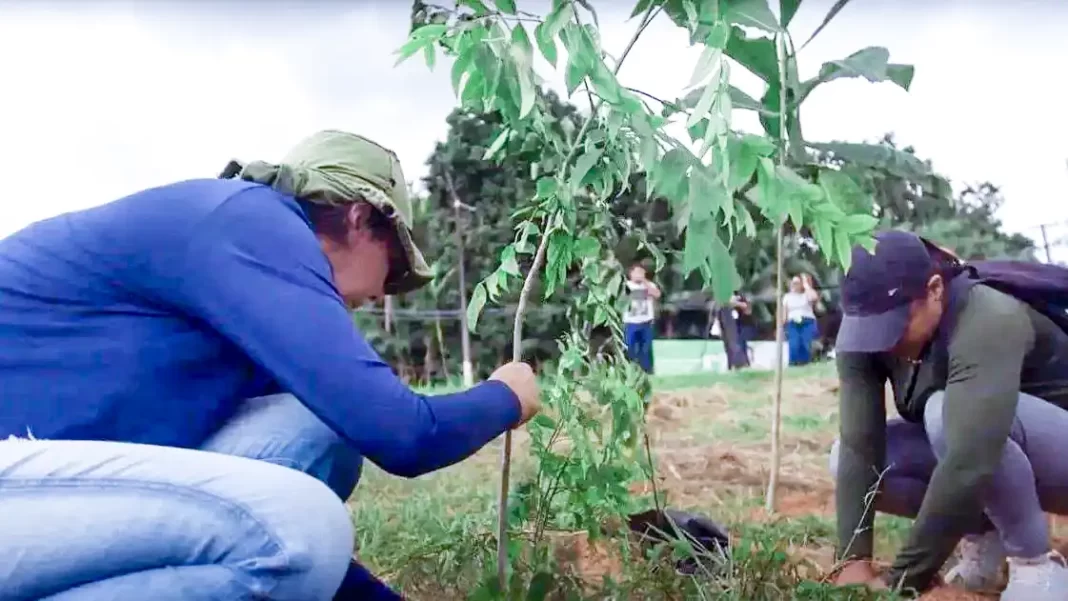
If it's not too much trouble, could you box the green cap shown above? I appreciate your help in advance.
[225,130,432,295]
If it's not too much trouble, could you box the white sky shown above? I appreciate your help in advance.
[1,0,1066,257]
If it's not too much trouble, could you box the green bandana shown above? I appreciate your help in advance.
[220,130,432,296]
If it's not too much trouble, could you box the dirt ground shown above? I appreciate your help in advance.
[634,374,1000,600]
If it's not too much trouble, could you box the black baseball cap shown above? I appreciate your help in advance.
[835,230,936,353]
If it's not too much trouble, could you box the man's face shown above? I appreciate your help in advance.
[322,204,406,307]
[890,275,945,359]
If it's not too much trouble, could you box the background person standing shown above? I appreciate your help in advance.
[782,273,821,366]
[623,263,660,373]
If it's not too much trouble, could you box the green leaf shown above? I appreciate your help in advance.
[460,0,491,15]
[682,216,712,275]
[528,414,556,430]
[688,165,725,221]
[534,22,558,66]
[726,136,759,191]
[811,142,944,192]
[570,148,604,191]
[511,25,534,62]
[394,36,431,66]
[459,68,485,108]
[423,43,436,70]
[886,63,916,90]
[754,157,785,222]
[743,133,777,156]
[650,147,691,203]
[561,25,591,95]
[451,48,476,95]
[811,213,835,262]
[728,85,774,115]
[683,219,740,302]
[779,0,802,27]
[483,128,511,160]
[500,245,522,276]
[724,27,778,83]
[723,0,781,33]
[776,165,813,231]
[705,20,731,49]
[493,0,517,15]
[412,24,448,40]
[545,1,574,36]
[574,236,601,260]
[467,283,488,332]
[801,47,913,102]
[630,0,656,18]
[799,0,851,51]
[838,213,878,235]
[834,227,854,271]
[535,177,558,198]
[818,168,871,214]
[509,27,537,118]
[686,77,721,128]
[686,46,722,90]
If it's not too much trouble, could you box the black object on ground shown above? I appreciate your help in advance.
[626,508,731,575]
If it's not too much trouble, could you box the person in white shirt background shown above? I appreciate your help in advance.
[623,263,661,373]
[781,273,821,366]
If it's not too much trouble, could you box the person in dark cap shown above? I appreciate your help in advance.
[0,130,541,600]
[826,229,1068,599]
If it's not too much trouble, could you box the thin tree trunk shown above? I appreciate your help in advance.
[765,32,790,513]
[384,295,394,334]
[435,315,451,381]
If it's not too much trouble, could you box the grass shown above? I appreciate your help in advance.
[345,362,920,600]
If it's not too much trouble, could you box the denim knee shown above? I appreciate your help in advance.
[266,469,356,599]
[201,393,364,501]
[922,392,948,455]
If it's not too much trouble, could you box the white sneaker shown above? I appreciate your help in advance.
[1001,550,1068,601]
[944,531,1006,592]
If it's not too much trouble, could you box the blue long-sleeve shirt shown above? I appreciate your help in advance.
[0,178,520,478]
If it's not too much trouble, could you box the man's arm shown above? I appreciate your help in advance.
[170,188,520,478]
[835,352,889,562]
[884,290,1035,592]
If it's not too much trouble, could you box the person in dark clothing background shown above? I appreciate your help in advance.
[828,230,1068,599]
[721,291,753,370]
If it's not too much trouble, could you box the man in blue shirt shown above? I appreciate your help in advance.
[0,130,540,601]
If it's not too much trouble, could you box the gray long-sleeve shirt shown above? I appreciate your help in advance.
[835,283,1068,592]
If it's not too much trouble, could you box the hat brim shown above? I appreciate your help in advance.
[835,304,911,354]
[386,223,433,296]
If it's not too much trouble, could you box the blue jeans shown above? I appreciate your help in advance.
[624,321,654,373]
[785,317,817,365]
[0,393,395,601]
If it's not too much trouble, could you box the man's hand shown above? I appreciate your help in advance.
[833,560,886,590]
[489,362,541,427]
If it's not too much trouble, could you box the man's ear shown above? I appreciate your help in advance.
[346,203,370,232]
[927,274,944,301]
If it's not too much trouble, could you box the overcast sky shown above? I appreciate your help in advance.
[1,0,1066,256]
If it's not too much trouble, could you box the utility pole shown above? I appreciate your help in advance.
[1041,224,1054,264]
[443,171,476,387]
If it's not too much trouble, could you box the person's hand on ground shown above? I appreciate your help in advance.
[489,361,541,427]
